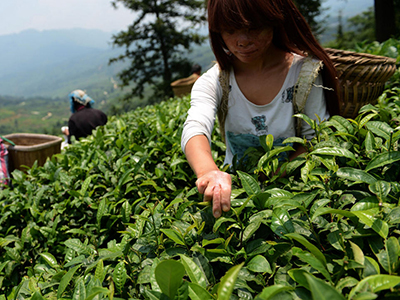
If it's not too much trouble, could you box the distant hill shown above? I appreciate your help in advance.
[0,29,129,98]
[0,28,215,99]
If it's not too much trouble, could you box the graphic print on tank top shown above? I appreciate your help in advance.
[226,84,295,161]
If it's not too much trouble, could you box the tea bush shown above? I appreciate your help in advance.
[1,49,400,299]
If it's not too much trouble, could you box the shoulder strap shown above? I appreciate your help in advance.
[293,56,323,137]
[217,68,230,143]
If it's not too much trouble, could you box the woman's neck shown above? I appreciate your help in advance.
[233,46,291,74]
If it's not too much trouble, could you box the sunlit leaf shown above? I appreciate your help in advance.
[217,263,244,300]
[254,285,294,300]
[352,210,389,238]
[155,260,185,299]
[270,208,295,238]
[160,229,186,246]
[349,275,400,299]
[113,261,127,293]
[286,233,326,266]
[179,255,207,288]
[57,265,81,299]
[237,171,261,196]
[247,255,272,273]
[309,147,356,160]
[336,167,377,184]
[365,152,400,172]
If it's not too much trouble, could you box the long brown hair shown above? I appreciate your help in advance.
[207,0,342,115]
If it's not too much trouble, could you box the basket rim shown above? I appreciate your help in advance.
[325,48,397,65]
[4,133,62,152]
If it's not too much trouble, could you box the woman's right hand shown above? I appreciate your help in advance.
[196,170,231,218]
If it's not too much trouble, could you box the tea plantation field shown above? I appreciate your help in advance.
[2,40,400,299]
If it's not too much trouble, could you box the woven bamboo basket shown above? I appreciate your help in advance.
[325,48,398,118]
[3,133,62,172]
[171,74,200,97]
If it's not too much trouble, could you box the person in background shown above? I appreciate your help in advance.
[181,0,341,218]
[171,64,203,97]
[66,90,108,144]
[0,137,9,187]
[190,63,202,80]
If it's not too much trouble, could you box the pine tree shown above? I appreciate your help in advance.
[110,0,207,101]
[293,0,325,36]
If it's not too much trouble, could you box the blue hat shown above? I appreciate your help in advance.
[69,89,95,113]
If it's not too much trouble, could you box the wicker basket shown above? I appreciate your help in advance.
[171,74,200,97]
[3,133,62,172]
[325,48,398,118]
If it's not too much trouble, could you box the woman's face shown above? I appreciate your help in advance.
[221,27,274,63]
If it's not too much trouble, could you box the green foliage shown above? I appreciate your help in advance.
[110,0,207,101]
[293,0,325,36]
[327,7,376,50]
[2,45,400,298]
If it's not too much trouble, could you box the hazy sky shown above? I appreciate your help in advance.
[0,0,135,36]
[0,0,374,37]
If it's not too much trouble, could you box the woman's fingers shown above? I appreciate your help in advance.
[195,170,231,218]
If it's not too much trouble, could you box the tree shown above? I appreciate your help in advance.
[293,0,325,36]
[374,0,396,42]
[110,0,207,101]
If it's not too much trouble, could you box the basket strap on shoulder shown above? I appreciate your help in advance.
[217,68,230,143]
[293,56,323,137]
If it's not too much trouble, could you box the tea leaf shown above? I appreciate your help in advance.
[86,287,110,300]
[64,239,95,255]
[155,260,185,299]
[179,255,207,288]
[312,208,355,220]
[217,263,244,300]
[160,229,186,246]
[31,292,45,300]
[255,286,294,300]
[237,171,261,196]
[97,198,107,225]
[187,282,213,300]
[369,181,391,199]
[365,131,376,154]
[352,210,389,238]
[39,252,58,268]
[330,115,355,135]
[259,134,274,152]
[386,237,400,274]
[359,112,378,129]
[113,261,127,293]
[292,248,331,281]
[364,257,381,278]
[94,260,105,282]
[335,276,359,293]
[304,272,346,300]
[350,241,365,265]
[336,167,377,185]
[366,121,393,140]
[72,277,86,300]
[286,233,326,266]
[349,275,400,299]
[118,167,134,187]
[309,147,356,160]
[57,264,81,299]
[243,220,262,242]
[247,255,272,273]
[365,152,400,172]
[270,208,295,238]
